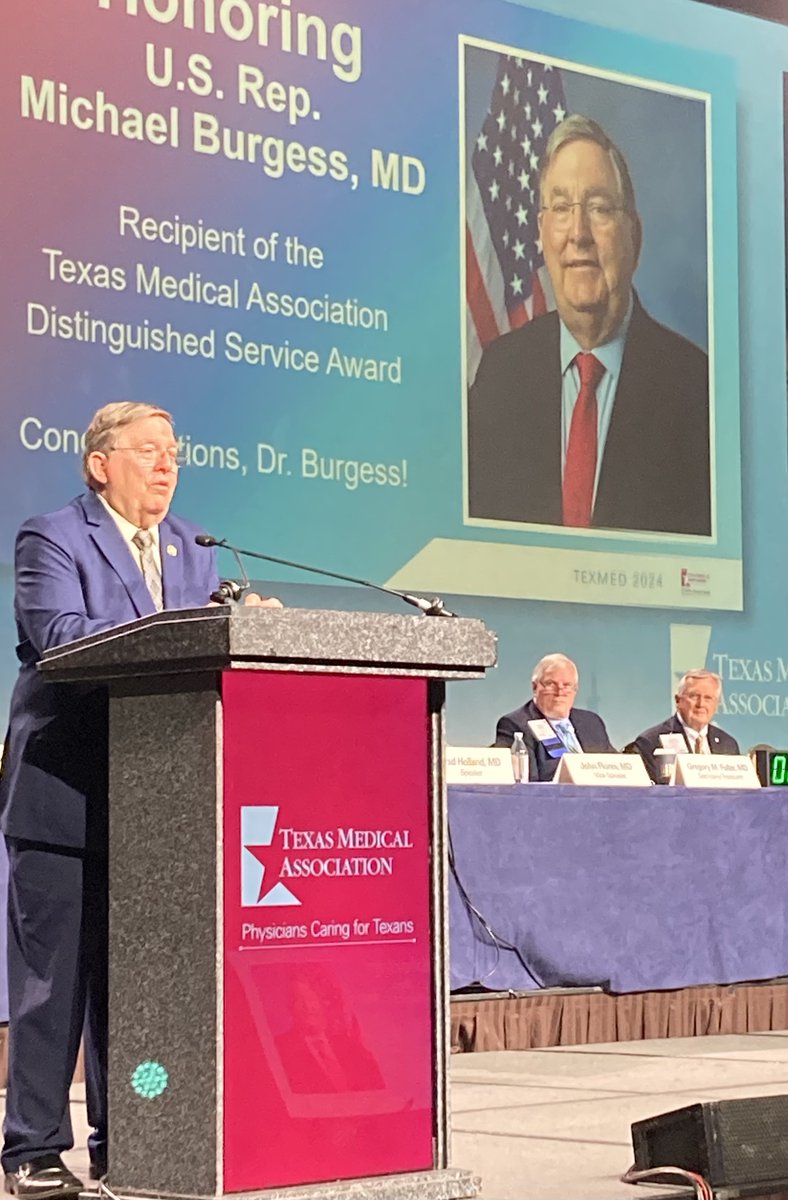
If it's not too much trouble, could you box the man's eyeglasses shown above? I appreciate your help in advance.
[537,681,578,694]
[109,445,186,469]
[541,199,626,230]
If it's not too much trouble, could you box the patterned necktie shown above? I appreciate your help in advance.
[694,734,705,754]
[132,528,163,611]
[563,352,605,528]
[555,719,580,753]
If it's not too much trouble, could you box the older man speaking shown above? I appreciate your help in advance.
[468,114,710,536]
[0,402,279,1198]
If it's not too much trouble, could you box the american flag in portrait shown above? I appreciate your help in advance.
[466,54,569,381]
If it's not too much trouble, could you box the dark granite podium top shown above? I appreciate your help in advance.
[38,605,497,682]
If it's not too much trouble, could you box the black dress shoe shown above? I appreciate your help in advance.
[4,1156,83,1200]
[87,1161,106,1182]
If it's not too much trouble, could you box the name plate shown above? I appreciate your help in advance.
[673,753,761,788]
[445,746,514,785]
[553,753,651,786]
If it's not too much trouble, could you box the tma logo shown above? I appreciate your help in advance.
[240,806,301,907]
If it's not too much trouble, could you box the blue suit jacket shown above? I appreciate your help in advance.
[495,698,616,782]
[0,491,218,848]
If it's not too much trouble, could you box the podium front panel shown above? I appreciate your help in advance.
[222,670,435,1191]
[107,675,222,1197]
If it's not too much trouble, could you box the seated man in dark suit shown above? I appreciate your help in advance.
[632,668,740,783]
[494,652,616,780]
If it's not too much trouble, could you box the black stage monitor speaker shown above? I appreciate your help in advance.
[632,1095,788,1189]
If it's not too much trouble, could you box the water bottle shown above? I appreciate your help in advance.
[511,731,527,783]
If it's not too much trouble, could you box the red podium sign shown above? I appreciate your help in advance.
[222,670,434,1191]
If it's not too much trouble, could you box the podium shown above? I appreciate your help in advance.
[40,605,496,1200]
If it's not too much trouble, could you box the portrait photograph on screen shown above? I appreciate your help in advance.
[462,40,713,541]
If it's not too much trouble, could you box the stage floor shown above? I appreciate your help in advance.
[28,1032,788,1200]
[452,1032,788,1200]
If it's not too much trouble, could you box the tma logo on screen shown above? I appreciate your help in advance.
[240,806,301,908]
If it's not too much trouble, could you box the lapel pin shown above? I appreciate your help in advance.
[167,544,178,557]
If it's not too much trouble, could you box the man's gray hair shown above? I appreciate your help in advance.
[539,114,638,214]
[531,653,578,686]
[83,401,174,489]
[676,669,722,696]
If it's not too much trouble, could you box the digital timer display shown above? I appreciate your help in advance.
[769,753,788,785]
[752,749,788,787]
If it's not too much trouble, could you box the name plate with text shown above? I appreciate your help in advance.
[673,754,761,788]
[445,746,514,785]
[553,753,651,786]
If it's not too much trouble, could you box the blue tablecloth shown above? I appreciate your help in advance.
[449,785,788,994]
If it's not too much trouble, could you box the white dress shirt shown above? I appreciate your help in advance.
[96,492,162,575]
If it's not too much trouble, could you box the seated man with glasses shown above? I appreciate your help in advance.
[467,112,710,536]
[631,668,739,784]
[494,652,616,781]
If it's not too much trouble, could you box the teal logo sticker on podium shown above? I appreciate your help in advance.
[131,1060,168,1099]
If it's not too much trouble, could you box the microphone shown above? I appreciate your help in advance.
[207,541,251,605]
[194,534,457,617]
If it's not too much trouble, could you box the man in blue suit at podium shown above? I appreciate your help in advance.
[0,402,278,1198]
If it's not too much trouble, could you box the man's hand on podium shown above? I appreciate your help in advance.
[243,592,284,608]
[207,592,283,608]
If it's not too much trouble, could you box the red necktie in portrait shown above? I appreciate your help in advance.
[562,352,605,528]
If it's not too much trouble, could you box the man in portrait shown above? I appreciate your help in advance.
[467,113,710,535]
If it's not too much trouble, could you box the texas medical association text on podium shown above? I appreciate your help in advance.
[39,604,496,1200]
